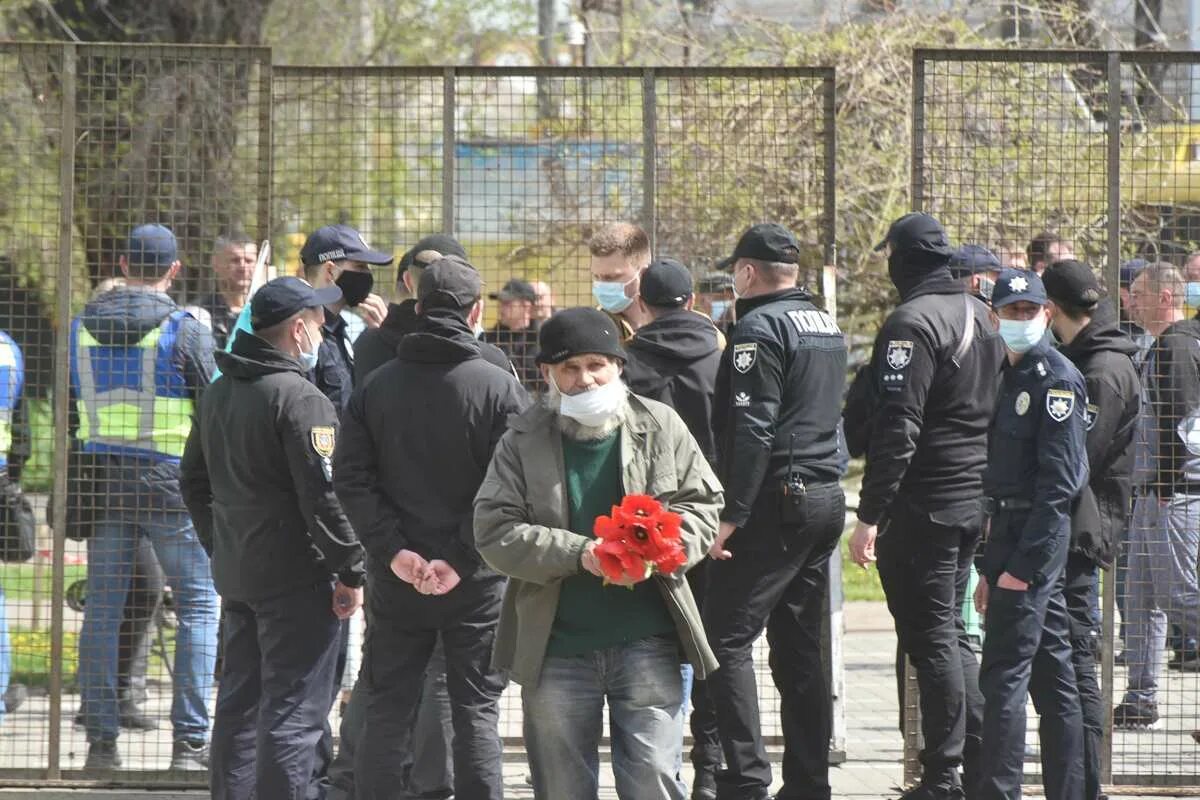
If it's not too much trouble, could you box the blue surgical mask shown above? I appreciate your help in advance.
[299,323,321,371]
[593,277,636,313]
[998,315,1047,354]
[1186,281,1200,309]
[710,300,731,322]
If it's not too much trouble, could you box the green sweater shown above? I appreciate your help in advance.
[545,431,676,658]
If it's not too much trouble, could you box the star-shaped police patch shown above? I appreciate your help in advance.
[1046,388,1075,422]
[1008,275,1029,293]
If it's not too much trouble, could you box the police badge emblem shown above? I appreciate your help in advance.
[1015,391,1030,416]
[311,427,335,457]
[1046,389,1075,423]
[1085,403,1098,432]
[886,340,913,370]
[733,343,757,374]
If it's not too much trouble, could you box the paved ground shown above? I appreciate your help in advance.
[0,601,1196,797]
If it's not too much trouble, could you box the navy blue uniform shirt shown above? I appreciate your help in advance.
[981,335,1088,586]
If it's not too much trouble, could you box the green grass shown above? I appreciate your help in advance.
[11,628,78,691]
[0,563,87,601]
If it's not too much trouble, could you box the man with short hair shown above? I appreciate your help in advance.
[532,280,556,324]
[1026,231,1075,275]
[1042,260,1140,800]
[1114,262,1200,727]
[70,224,221,771]
[300,224,393,412]
[706,223,848,800]
[974,268,1087,800]
[475,306,722,800]
[622,257,724,798]
[949,243,1002,302]
[590,221,653,338]
[194,232,258,349]
[335,256,528,800]
[1119,259,1150,344]
[485,278,540,386]
[182,276,365,800]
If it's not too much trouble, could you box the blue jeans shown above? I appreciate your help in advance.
[78,509,219,741]
[522,634,685,800]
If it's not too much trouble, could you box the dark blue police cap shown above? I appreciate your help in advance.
[251,276,342,330]
[991,268,1047,309]
[300,224,394,267]
[949,244,1002,277]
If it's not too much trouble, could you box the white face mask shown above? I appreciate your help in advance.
[732,264,750,300]
[298,322,321,371]
[551,374,626,427]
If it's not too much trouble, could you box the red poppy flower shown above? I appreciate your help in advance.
[591,495,688,581]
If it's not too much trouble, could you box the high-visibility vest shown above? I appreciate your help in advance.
[70,310,194,460]
[0,333,23,469]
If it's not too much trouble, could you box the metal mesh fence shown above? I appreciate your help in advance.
[0,48,834,785]
[914,48,1200,792]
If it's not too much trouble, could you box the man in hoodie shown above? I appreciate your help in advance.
[69,224,221,771]
[707,223,847,800]
[847,213,1003,800]
[181,276,365,800]
[622,257,723,798]
[1114,262,1200,728]
[334,256,528,800]
[1042,260,1140,800]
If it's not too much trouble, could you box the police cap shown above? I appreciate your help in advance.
[251,276,342,331]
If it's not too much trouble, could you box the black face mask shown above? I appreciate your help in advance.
[336,269,374,307]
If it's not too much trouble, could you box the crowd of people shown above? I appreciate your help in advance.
[0,210,1197,800]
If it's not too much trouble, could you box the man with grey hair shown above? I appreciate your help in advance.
[1114,262,1200,728]
[475,307,722,799]
[194,232,258,349]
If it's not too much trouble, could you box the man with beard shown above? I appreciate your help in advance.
[621,257,724,798]
[335,256,528,800]
[1042,260,1140,800]
[848,213,1004,800]
[706,223,848,800]
[475,307,722,799]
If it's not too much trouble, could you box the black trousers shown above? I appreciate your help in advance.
[1063,554,1103,800]
[978,559,1083,800]
[210,581,342,800]
[688,560,723,777]
[354,571,506,800]
[876,499,984,796]
[704,482,845,800]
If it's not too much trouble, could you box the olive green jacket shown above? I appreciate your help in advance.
[473,392,723,687]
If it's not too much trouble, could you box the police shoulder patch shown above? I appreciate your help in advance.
[311,426,336,458]
[733,342,757,374]
[885,340,913,370]
[1085,403,1098,432]
[1046,389,1076,423]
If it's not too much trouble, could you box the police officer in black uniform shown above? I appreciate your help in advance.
[1043,260,1140,800]
[180,277,366,800]
[847,213,1004,800]
[706,223,848,800]
[974,269,1086,800]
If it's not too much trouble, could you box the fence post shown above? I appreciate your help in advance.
[47,40,77,781]
[822,70,837,268]
[258,59,274,246]
[442,66,456,236]
[910,52,927,212]
[641,68,657,252]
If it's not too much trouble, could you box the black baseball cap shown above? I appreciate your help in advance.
[1121,258,1148,289]
[250,276,342,330]
[1043,260,1103,311]
[949,244,1002,277]
[640,258,693,307]
[489,278,537,303]
[417,255,483,311]
[874,212,953,258]
[991,268,1048,309]
[536,307,626,365]
[300,224,394,267]
[399,234,467,271]
[721,223,801,270]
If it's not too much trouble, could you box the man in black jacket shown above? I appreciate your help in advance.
[334,256,527,800]
[1043,260,1140,800]
[847,213,1004,800]
[707,223,848,800]
[622,256,723,799]
[181,276,366,800]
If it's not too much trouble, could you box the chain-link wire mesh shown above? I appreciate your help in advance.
[0,50,835,785]
[914,48,1200,792]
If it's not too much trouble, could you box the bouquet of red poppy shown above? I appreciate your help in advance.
[592,494,688,584]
